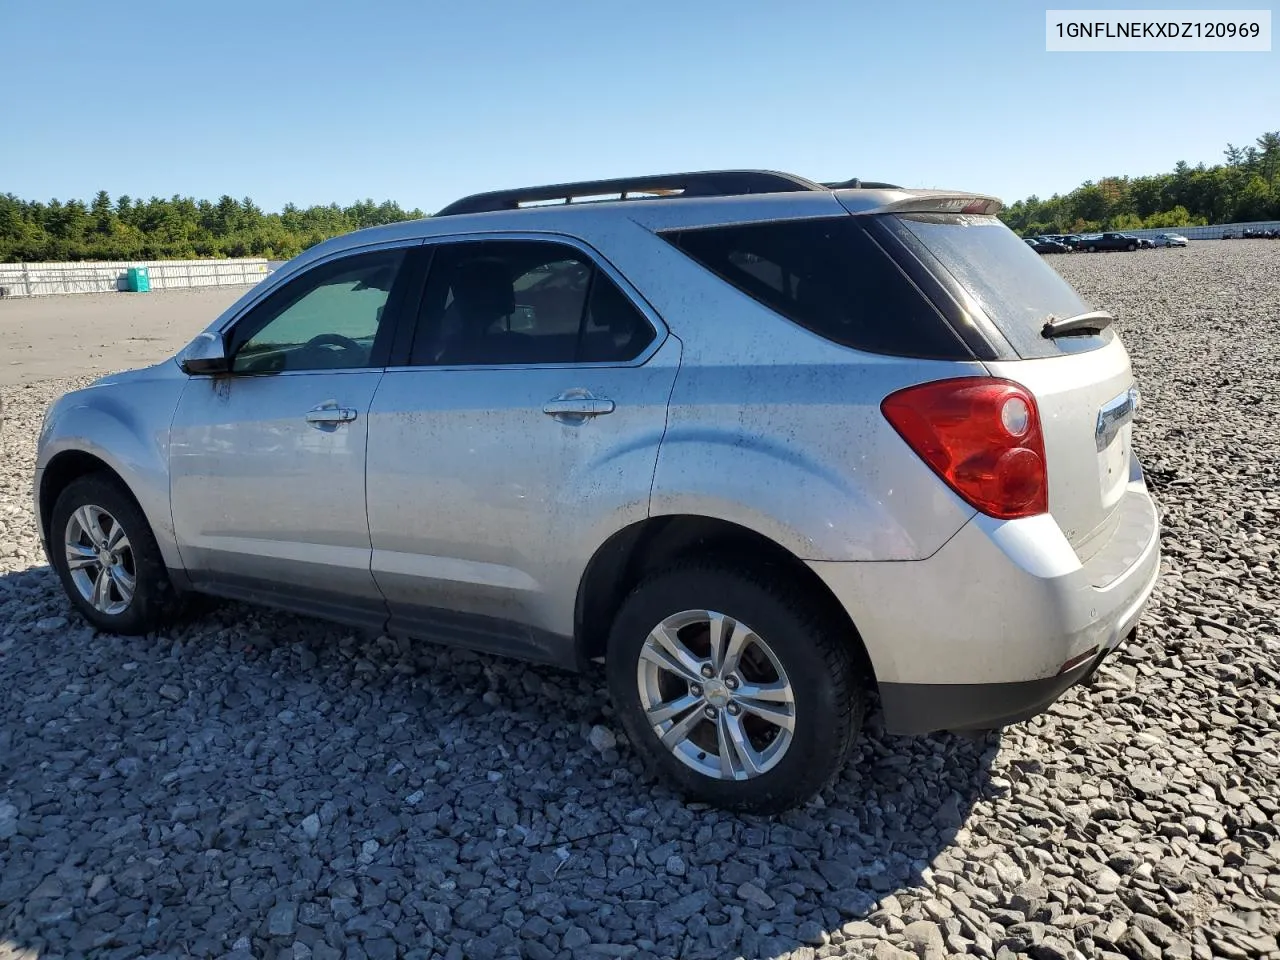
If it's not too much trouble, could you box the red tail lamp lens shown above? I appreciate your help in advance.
[881,377,1048,520]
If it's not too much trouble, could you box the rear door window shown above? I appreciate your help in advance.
[662,218,971,360]
[409,240,655,367]
[890,213,1108,359]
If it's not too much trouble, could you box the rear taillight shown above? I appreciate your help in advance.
[881,377,1048,520]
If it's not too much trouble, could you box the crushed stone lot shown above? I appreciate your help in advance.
[1,243,1279,960]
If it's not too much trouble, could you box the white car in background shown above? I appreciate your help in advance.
[1152,233,1188,247]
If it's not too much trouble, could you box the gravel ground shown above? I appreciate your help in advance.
[0,285,253,387]
[1,242,1278,960]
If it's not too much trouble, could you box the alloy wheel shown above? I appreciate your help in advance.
[64,504,136,616]
[636,609,796,781]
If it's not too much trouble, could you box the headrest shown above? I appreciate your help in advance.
[452,257,515,325]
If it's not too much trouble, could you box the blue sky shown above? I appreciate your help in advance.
[2,0,1274,213]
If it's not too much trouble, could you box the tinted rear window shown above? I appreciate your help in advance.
[892,214,1107,359]
[662,217,971,360]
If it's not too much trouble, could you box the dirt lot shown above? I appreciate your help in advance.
[1,245,1278,960]
[0,285,254,387]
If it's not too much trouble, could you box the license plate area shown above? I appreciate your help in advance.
[1096,387,1137,505]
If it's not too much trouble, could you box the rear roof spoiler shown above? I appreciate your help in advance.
[872,192,1003,216]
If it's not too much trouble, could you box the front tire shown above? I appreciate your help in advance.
[50,473,182,635]
[606,561,866,814]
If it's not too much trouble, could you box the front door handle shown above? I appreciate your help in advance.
[306,401,358,427]
[543,393,615,422]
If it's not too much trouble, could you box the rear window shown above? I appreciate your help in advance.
[891,213,1107,359]
[662,217,971,360]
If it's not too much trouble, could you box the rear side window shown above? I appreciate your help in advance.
[409,240,655,367]
[891,214,1106,359]
[662,217,970,360]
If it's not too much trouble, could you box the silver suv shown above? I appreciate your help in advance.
[35,171,1160,812]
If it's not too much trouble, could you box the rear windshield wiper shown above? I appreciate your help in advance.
[1041,310,1114,338]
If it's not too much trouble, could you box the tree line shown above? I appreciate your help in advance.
[1001,131,1280,236]
[0,193,425,262]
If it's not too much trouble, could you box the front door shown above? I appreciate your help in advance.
[169,246,416,627]
[365,237,679,663]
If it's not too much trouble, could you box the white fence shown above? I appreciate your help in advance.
[1095,220,1280,242]
[0,258,271,298]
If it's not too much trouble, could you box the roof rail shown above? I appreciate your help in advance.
[435,170,829,217]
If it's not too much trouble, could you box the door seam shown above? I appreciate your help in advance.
[646,332,685,515]
[364,368,394,635]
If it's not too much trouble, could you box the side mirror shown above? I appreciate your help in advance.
[179,331,230,375]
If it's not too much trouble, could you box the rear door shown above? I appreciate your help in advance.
[885,213,1136,559]
[364,236,679,662]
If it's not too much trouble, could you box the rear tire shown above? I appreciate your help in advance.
[606,561,866,814]
[50,473,184,635]
[1088,245,1097,252]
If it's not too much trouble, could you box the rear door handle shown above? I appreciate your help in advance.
[306,401,358,426]
[542,393,615,421]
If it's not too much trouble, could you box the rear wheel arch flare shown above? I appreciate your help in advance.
[573,514,876,684]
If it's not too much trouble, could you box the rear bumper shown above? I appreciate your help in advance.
[877,627,1135,733]
[808,474,1160,735]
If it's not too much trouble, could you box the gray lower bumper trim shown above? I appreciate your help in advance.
[878,630,1134,735]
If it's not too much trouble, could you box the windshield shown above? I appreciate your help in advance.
[892,213,1106,359]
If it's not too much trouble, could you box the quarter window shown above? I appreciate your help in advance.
[410,240,654,366]
[230,249,405,374]
[663,217,970,360]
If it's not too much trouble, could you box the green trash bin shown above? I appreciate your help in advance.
[126,266,151,293]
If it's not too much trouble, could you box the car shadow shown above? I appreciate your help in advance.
[0,563,997,960]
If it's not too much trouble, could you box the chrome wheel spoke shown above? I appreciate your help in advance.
[106,521,129,552]
[709,612,751,679]
[659,701,705,750]
[646,692,701,727]
[65,543,98,571]
[73,505,107,547]
[110,563,136,601]
[92,568,113,610]
[735,678,792,703]
[640,624,704,684]
[736,682,796,732]
[718,710,764,779]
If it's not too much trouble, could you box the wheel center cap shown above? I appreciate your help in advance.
[702,679,731,707]
[97,549,112,566]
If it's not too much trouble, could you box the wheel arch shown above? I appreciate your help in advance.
[38,448,184,580]
[573,514,876,685]
[40,451,137,545]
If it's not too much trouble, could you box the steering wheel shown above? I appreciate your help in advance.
[305,333,362,352]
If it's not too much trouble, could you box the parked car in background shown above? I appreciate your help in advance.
[1026,237,1070,254]
[34,169,1161,813]
[1152,233,1188,247]
[1136,237,1154,249]
[1043,234,1082,250]
[1080,233,1139,252]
